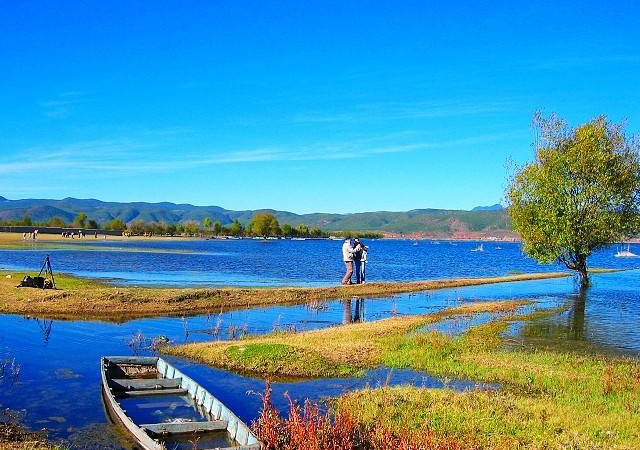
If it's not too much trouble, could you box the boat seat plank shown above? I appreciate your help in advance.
[106,356,159,365]
[141,420,228,435]
[111,378,181,391]
[123,388,188,397]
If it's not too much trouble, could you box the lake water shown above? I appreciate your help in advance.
[1,240,639,449]
[1,238,639,286]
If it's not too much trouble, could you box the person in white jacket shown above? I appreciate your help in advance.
[341,237,356,285]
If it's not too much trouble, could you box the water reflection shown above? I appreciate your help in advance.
[342,298,365,324]
[567,286,586,340]
[35,318,54,343]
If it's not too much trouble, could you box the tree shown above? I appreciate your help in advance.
[21,216,32,226]
[129,220,146,235]
[73,213,87,228]
[48,216,66,227]
[105,218,127,231]
[203,217,213,230]
[248,213,279,238]
[184,221,199,236]
[213,220,222,235]
[296,223,310,237]
[281,223,293,237]
[87,219,99,229]
[230,219,244,236]
[507,113,640,286]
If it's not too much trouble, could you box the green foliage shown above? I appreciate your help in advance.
[21,216,32,226]
[508,113,640,284]
[72,213,87,228]
[48,216,66,227]
[281,223,293,237]
[86,219,99,229]
[213,220,222,235]
[203,217,213,229]
[105,218,126,231]
[248,213,280,237]
[183,221,199,236]
[230,219,244,236]
[296,223,309,235]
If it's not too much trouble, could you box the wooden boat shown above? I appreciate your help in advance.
[101,356,261,450]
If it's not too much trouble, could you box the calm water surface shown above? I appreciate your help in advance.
[0,241,639,449]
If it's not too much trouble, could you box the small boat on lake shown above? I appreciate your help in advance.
[101,356,260,450]
[614,244,639,258]
[471,243,484,252]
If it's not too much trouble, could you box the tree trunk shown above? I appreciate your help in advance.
[576,257,589,287]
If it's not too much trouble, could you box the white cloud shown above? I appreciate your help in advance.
[0,131,518,175]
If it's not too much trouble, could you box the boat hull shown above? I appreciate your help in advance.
[101,356,261,450]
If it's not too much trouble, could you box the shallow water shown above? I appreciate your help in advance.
[1,239,639,286]
[1,270,639,448]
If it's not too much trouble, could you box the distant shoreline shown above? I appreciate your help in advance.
[0,231,638,244]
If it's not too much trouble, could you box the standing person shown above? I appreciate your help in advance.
[341,237,355,285]
[353,238,363,284]
[360,242,368,283]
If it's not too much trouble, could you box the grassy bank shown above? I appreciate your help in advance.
[0,269,572,321]
[173,301,640,449]
[167,300,528,377]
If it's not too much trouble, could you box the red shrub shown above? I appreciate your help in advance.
[252,382,465,450]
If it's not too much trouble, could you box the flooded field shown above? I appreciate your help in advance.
[1,269,639,449]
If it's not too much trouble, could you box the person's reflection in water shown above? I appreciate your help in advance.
[343,298,352,324]
[343,298,365,324]
[353,298,365,323]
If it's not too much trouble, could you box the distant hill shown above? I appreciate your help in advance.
[0,196,512,236]
[472,204,504,211]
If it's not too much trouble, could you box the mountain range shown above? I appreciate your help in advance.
[0,196,510,236]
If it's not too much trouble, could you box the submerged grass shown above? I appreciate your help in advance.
[0,268,573,321]
[173,299,640,449]
[0,423,62,450]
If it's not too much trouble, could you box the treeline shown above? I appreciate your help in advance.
[1,212,381,238]
[0,214,124,231]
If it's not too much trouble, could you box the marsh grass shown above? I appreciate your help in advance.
[172,300,640,449]
[167,300,528,377]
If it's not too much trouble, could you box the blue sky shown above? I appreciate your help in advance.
[1,1,639,214]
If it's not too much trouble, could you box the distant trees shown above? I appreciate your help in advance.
[213,220,222,235]
[183,221,200,236]
[105,218,127,231]
[72,213,87,228]
[0,211,348,239]
[507,113,640,286]
[48,216,66,227]
[230,219,244,236]
[248,213,280,238]
[281,223,293,237]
